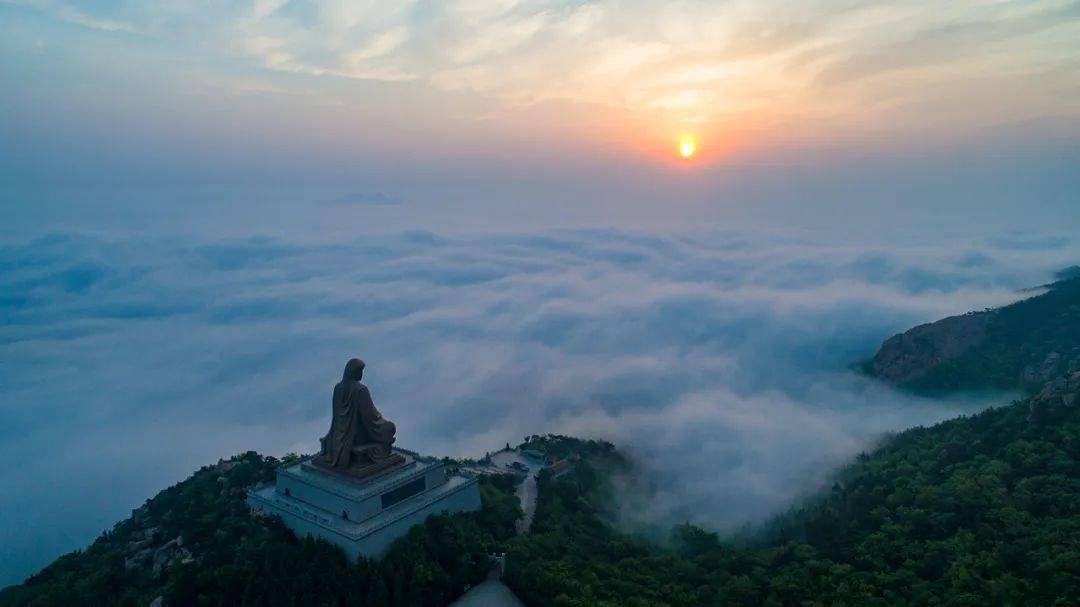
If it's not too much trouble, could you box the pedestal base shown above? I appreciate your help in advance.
[308,451,409,482]
[248,452,481,561]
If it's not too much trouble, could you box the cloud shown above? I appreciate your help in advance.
[1,225,1078,586]
[8,0,146,34]
[11,0,1080,140]
[988,232,1071,251]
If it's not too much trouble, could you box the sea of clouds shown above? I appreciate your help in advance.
[1,226,1077,586]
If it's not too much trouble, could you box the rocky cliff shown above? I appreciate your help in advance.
[868,311,991,385]
[1028,370,1080,422]
[866,273,1080,393]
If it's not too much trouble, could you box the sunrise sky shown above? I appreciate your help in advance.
[2,0,1078,234]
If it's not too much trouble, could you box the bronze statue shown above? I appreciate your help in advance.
[315,358,405,477]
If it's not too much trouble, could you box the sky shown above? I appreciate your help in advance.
[2,0,1079,231]
[1,0,1079,589]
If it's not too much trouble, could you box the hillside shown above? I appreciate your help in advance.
[866,274,1080,393]
[5,400,1078,607]
[0,454,522,607]
[503,392,1080,606]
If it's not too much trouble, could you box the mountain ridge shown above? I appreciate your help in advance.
[866,274,1080,393]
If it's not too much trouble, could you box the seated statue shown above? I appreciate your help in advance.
[314,358,405,477]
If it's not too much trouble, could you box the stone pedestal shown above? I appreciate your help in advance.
[313,437,408,480]
[248,451,481,560]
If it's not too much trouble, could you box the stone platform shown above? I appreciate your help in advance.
[248,452,481,560]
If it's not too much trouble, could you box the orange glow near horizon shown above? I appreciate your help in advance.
[679,134,697,159]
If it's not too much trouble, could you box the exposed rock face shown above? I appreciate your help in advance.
[1028,371,1080,422]
[869,312,991,385]
[1022,349,1080,384]
[123,528,194,576]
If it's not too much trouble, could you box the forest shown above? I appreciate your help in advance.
[504,403,1079,606]
[4,396,1077,606]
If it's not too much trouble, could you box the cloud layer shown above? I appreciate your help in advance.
[1,225,1077,585]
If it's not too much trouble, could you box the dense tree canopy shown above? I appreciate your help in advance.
[504,402,1080,606]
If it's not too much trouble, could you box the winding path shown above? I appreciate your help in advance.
[489,450,544,534]
[451,449,545,606]
[515,473,537,534]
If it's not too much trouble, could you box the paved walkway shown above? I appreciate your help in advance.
[487,449,545,534]
[515,473,537,534]
[450,448,542,606]
[450,579,526,607]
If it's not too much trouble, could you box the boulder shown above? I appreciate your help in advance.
[1023,351,1062,384]
[1028,371,1080,422]
[151,536,194,576]
[124,534,194,575]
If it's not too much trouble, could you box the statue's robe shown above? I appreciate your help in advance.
[323,380,397,468]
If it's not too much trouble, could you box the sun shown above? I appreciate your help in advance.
[678,134,697,159]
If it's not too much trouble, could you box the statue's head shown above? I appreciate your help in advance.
[343,358,365,382]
